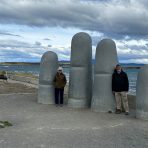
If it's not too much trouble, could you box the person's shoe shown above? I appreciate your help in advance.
[125,112,129,115]
[108,110,112,113]
[60,104,63,107]
[115,109,121,114]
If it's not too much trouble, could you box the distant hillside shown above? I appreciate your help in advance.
[0,62,40,65]
[120,63,144,67]
[0,61,145,68]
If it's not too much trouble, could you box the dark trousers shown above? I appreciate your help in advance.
[55,88,64,105]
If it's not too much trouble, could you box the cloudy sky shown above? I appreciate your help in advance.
[0,0,148,63]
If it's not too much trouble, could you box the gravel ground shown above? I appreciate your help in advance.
[0,93,148,148]
[0,80,37,94]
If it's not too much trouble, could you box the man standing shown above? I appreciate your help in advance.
[53,67,67,106]
[112,64,129,115]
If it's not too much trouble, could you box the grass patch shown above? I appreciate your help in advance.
[0,121,13,128]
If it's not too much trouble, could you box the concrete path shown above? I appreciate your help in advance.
[0,93,148,148]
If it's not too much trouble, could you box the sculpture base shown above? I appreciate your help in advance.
[38,84,54,104]
[136,110,148,120]
[91,103,115,113]
[68,98,89,108]
[91,74,115,113]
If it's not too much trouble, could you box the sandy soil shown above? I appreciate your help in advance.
[0,80,37,94]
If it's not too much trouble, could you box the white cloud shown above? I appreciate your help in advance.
[115,38,148,63]
[0,39,71,62]
[0,0,148,63]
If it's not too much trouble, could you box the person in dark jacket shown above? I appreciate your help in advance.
[53,67,67,106]
[112,64,129,115]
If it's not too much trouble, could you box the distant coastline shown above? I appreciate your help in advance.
[0,61,144,69]
[0,62,141,95]
[0,62,40,65]
[0,61,69,65]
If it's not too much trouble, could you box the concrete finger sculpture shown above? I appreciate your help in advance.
[91,39,118,112]
[68,32,92,108]
[38,51,58,104]
[136,65,148,120]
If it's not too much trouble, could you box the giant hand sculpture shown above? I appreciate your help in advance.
[136,65,148,120]
[91,39,118,112]
[38,51,58,104]
[68,32,92,108]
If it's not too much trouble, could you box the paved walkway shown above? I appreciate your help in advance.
[0,93,148,148]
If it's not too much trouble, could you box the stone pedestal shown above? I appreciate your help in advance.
[91,39,118,112]
[136,65,148,120]
[38,51,58,104]
[68,32,92,108]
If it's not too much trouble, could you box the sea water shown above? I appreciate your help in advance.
[0,64,139,95]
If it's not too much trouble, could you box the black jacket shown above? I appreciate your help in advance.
[112,70,129,92]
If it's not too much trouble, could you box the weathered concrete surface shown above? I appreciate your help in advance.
[136,65,148,120]
[128,94,136,110]
[38,51,58,104]
[94,39,118,74]
[68,32,92,108]
[91,39,118,112]
[0,93,148,148]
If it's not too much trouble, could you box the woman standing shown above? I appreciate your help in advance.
[53,67,67,106]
